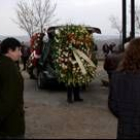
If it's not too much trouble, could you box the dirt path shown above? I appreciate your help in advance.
[22,61,117,139]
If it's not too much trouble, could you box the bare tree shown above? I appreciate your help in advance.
[109,4,140,37]
[14,0,57,37]
[109,15,122,36]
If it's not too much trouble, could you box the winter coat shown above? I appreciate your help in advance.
[0,55,25,137]
[108,71,140,139]
[21,45,30,58]
[104,52,124,79]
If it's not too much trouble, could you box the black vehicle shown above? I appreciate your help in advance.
[37,39,59,89]
[36,26,101,89]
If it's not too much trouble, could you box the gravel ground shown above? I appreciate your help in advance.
[22,61,117,139]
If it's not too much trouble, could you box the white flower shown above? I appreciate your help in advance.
[55,29,60,34]
[64,53,68,57]
[65,59,68,62]
[55,37,59,43]
[71,60,77,65]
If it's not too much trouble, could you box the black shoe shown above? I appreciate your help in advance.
[74,98,83,102]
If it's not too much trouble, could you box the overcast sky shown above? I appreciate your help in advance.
[0,0,139,36]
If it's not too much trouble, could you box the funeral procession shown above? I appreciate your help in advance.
[0,0,138,139]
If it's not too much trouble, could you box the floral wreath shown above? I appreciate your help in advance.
[30,32,45,52]
[52,24,97,86]
[27,32,45,67]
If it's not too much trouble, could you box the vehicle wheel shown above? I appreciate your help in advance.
[37,72,46,89]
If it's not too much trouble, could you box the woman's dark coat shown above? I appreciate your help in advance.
[108,71,140,139]
[0,55,25,137]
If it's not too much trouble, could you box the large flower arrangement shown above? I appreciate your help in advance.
[52,24,97,86]
[27,32,45,67]
[30,33,45,52]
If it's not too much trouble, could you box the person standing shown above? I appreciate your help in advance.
[102,43,109,57]
[103,48,124,80]
[109,42,116,53]
[0,38,25,139]
[108,38,140,139]
[21,42,30,71]
[67,84,83,103]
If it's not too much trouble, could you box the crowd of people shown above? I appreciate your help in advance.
[1,35,140,139]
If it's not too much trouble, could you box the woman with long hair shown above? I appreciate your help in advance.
[108,38,140,139]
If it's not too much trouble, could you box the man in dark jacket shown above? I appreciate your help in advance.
[0,38,25,138]
[104,49,124,80]
[21,42,30,71]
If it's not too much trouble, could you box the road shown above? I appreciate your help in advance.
[21,61,117,139]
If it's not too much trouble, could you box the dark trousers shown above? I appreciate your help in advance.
[67,84,80,101]
[22,57,28,70]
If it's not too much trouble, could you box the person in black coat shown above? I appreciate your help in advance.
[67,66,83,103]
[104,48,124,80]
[0,38,25,139]
[21,42,30,71]
[102,43,109,57]
[67,84,83,103]
[108,37,140,139]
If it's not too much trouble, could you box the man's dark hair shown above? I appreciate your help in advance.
[0,37,21,54]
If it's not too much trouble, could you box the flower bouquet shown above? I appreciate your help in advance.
[27,33,45,67]
[52,24,97,86]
